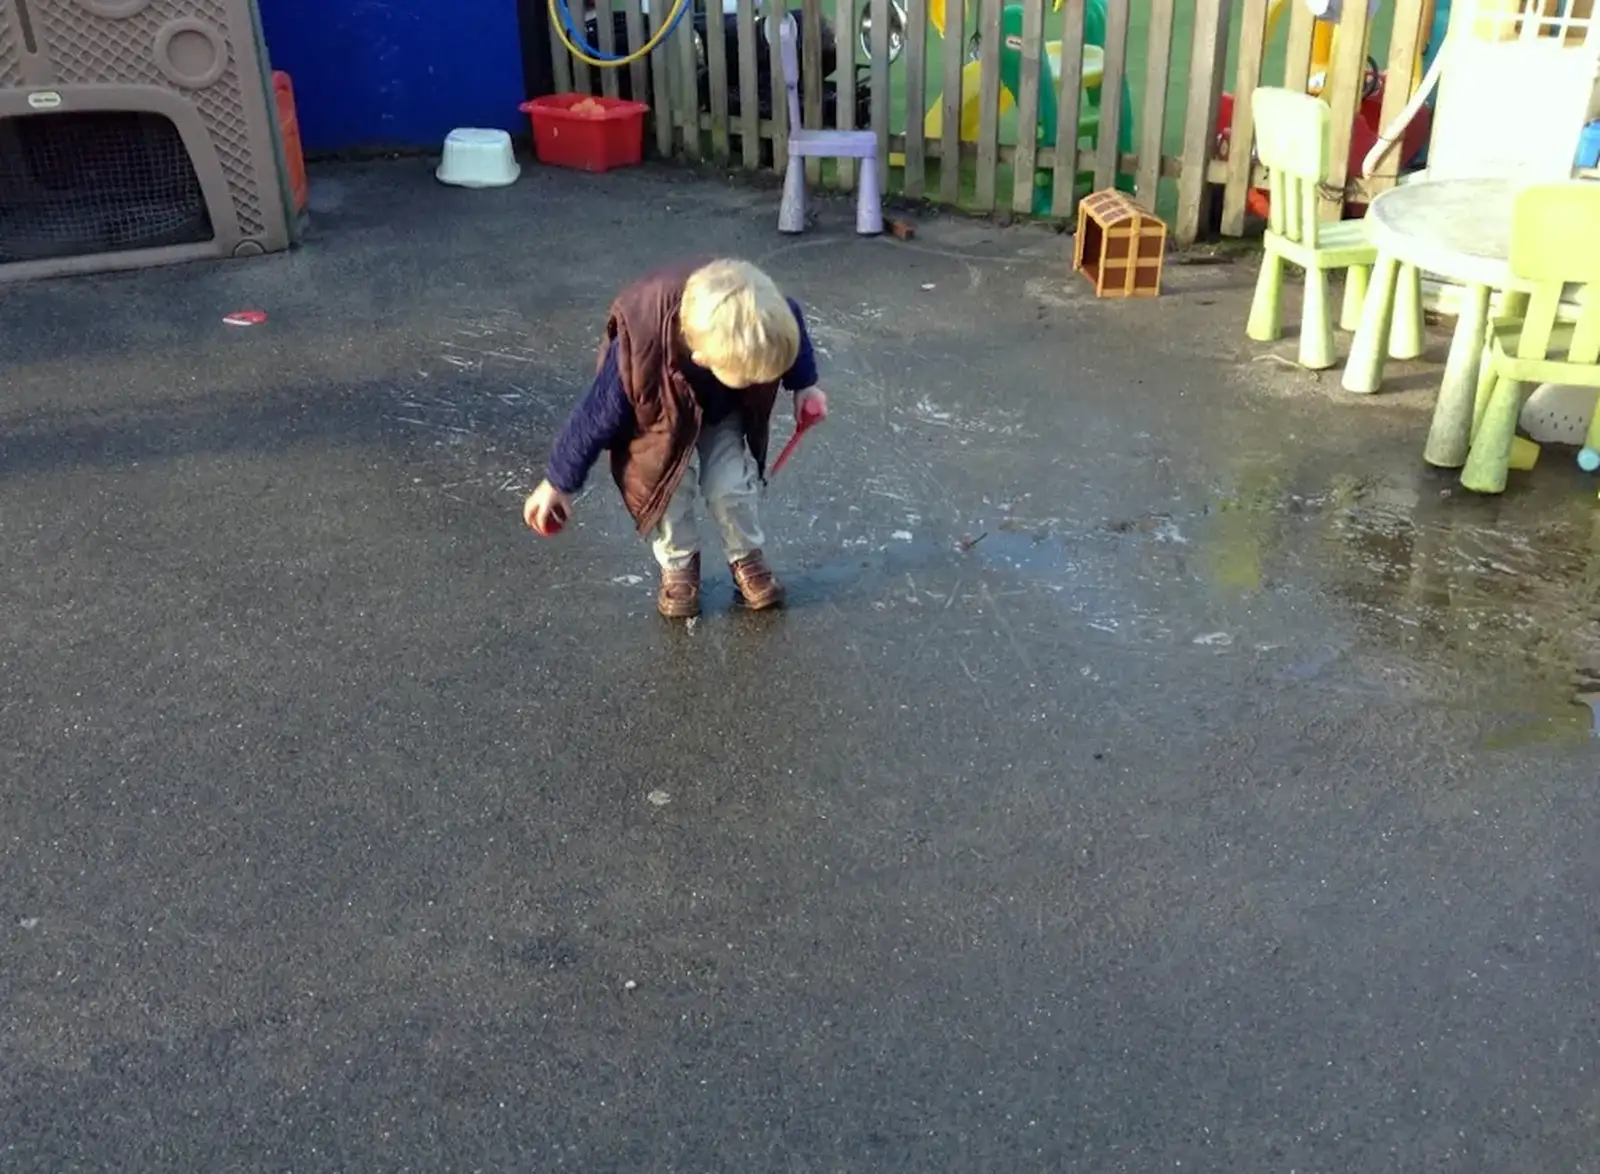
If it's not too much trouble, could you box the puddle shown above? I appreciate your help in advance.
[954,450,1600,745]
[1188,450,1600,745]
[772,434,1600,753]
[967,526,1082,576]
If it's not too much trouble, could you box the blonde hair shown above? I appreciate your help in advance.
[679,259,800,387]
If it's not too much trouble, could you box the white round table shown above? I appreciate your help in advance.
[1341,177,1529,469]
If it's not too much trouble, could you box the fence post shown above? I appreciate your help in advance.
[766,0,789,172]
[1220,0,1271,237]
[1320,0,1373,220]
[1174,0,1229,245]
[736,0,761,166]
[571,24,594,95]
[596,0,620,98]
[1011,0,1046,215]
[871,0,892,193]
[650,0,676,155]
[621,0,649,110]
[676,0,702,159]
[1092,0,1130,192]
[803,0,825,183]
[939,0,967,203]
[1282,1,1316,95]
[548,17,574,95]
[705,0,732,160]
[1135,0,1176,208]
[1369,0,1431,195]
[1048,0,1086,217]
[974,0,1003,210]
[904,0,929,199]
[835,0,858,189]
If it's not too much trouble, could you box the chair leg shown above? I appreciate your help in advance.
[779,155,807,234]
[1389,262,1424,360]
[1340,264,1369,333]
[855,155,883,235]
[1342,253,1397,394]
[1246,251,1286,343]
[1299,267,1335,371]
[1461,375,1525,495]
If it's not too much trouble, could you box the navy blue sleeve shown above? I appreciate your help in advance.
[782,297,819,392]
[546,341,630,495]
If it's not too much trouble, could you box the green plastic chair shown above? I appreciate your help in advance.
[1461,183,1600,496]
[1244,88,1378,371]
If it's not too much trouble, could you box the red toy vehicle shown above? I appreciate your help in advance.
[1216,75,1434,221]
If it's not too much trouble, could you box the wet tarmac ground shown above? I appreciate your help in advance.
[2,162,1597,1170]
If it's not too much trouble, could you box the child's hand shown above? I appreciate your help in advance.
[524,480,573,536]
[794,388,828,425]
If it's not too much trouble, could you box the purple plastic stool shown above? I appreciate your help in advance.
[776,15,882,235]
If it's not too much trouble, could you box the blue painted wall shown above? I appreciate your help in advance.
[258,0,525,152]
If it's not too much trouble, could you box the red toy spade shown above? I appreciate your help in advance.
[770,396,826,477]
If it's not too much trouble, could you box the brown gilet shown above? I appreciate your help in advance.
[602,258,780,534]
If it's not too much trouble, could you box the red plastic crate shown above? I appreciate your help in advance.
[521,95,650,173]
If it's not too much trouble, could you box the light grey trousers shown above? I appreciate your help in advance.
[650,416,765,570]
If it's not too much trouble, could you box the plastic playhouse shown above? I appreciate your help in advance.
[1218,0,1453,220]
[890,0,1135,213]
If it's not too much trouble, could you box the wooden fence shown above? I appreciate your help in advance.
[548,0,1440,245]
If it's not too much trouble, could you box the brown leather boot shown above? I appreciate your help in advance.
[730,550,785,611]
[657,554,701,619]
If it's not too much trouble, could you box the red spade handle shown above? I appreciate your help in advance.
[770,398,825,477]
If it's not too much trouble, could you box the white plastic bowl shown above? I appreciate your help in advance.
[436,128,521,189]
[1521,383,1599,447]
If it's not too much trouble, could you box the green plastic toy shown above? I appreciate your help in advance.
[996,0,1136,215]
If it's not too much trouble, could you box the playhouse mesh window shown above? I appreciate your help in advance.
[0,111,213,265]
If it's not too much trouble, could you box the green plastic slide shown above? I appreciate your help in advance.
[996,0,1135,215]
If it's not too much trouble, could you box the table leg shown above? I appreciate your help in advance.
[1343,253,1399,394]
[1424,283,1491,469]
[1340,264,1369,332]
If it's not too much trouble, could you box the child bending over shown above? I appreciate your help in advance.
[525,258,828,619]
